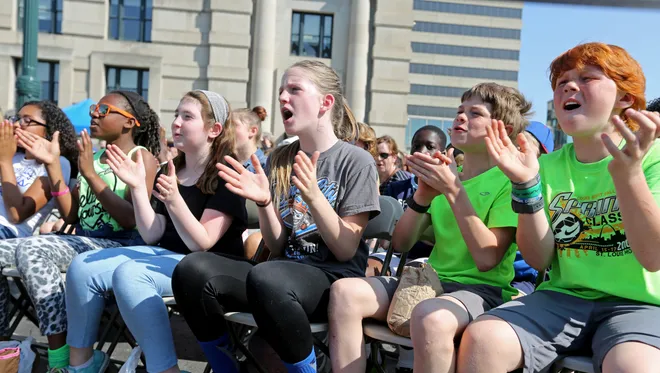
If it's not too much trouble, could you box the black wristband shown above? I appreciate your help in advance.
[256,199,272,208]
[406,196,430,214]
[512,174,541,190]
[511,198,544,214]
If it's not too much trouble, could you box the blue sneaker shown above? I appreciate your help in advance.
[67,350,109,373]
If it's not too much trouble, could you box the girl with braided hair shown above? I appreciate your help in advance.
[1,91,159,372]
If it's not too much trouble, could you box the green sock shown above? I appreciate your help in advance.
[47,344,70,369]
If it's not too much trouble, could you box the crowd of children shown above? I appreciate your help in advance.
[0,41,658,373]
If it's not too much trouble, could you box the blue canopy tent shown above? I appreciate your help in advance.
[62,98,95,134]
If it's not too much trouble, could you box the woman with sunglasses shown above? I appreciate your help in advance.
[0,100,77,340]
[376,135,411,195]
[3,91,160,373]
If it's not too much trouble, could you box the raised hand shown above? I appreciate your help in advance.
[153,160,181,204]
[485,119,539,183]
[77,129,96,178]
[105,144,146,189]
[291,151,322,204]
[217,153,271,205]
[16,128,60,165]
[0,120,17,163]
[604,109,660,179]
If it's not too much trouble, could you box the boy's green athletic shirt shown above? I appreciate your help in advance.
[538,141,660,306]
[426,166,519,301]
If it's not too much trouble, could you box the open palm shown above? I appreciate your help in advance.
[105,144,146,189]
[485,119,539,183]
[16,129,59,165]
[217,154,271,205]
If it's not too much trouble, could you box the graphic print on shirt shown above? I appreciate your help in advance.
[15,163,40,188]
[279,177,339,259]
[548,190,629,258]
[78,167,119,231]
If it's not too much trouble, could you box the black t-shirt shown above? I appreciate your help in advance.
[154,178,247,255]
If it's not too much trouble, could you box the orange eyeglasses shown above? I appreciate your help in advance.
[89,103,141,127]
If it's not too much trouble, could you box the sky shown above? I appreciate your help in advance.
[519,2,660,125]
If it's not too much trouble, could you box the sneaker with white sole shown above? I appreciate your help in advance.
[67,350,109,373]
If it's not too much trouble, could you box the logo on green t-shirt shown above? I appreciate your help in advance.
[548,191,628,258]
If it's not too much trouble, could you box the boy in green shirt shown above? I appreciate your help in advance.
[459,42,660,373]
[328,83,532,373]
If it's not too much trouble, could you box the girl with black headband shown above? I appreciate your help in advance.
[6,90,160,372]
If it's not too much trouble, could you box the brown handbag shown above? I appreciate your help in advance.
[386,263,444,337]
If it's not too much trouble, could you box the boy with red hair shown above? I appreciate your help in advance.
[458,42,660,373]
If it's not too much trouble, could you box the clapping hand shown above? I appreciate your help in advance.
[485,119,539,184]
[15,128,60,165]
[105,144,147,190]
[604,109,660,179]
[217,154,271,206]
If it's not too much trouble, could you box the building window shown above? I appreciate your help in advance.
[15,60,59,104]
[106,67,149,101]
[413,0,522,19]
[413,22,521,40]
[410,63,518,81]
[18,0,63,34]
[410,84,466,98]
[109,0,152,42]
[411,42,519,61]
[290,12,333,58]
[408,105,458,119]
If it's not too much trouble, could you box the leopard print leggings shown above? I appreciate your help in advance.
[0,234,121,336]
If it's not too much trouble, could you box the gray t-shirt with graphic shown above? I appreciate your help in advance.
[273,140,380,279]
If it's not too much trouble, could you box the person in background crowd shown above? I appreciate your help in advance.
[261,131,275,153]
[377,135,411,194]
[64,90,246,373]
[1,91,160,372]
[157,127,178,168]
[0,100,78,341]
[171,59,379,373]
[232,106,268,173]
[356,122,377,158]
[446,144,465,168]
[460,42,660,373]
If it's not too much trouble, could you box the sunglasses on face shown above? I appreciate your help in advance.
[378,152,391,160]
[89,103,141,127]
[9,116,47,128]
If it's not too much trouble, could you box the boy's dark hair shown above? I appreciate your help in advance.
[648,97,660,112]
[412,125,448,150]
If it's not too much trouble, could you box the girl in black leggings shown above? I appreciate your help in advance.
[171,60,380,373]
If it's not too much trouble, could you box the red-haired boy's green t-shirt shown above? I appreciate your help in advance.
[537,141,660,306]
[426,166,519,302]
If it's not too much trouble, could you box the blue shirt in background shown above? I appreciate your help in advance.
[244,148,268,174]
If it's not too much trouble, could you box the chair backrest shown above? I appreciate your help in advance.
[363,196,404,241]
[245,199,261,230]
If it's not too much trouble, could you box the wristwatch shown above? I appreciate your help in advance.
[406,196,430,214]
